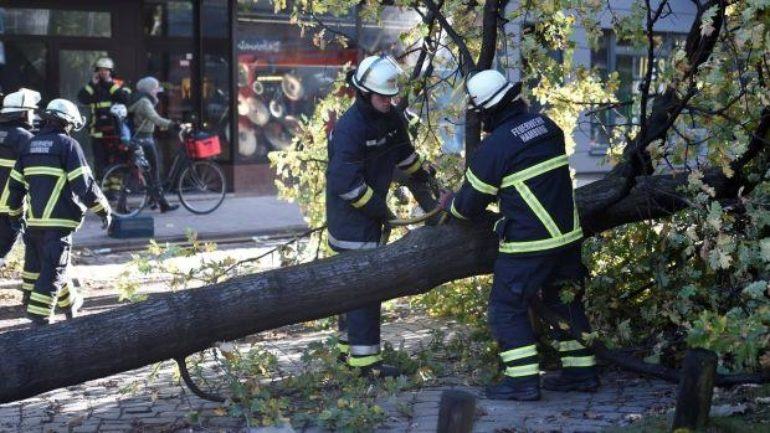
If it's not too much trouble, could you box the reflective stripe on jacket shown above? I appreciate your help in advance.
[451,100,582,255]
[0,122,33,215]
[6,125,110,231]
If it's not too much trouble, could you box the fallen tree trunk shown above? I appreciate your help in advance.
[0,169,751,403]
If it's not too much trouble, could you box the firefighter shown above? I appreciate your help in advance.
[77,57,131,180]
[0,89,39,279]
[445,70,599,400]
[7,99,112,326]
[326,55,436,377]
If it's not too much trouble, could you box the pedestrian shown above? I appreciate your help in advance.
[127,76,179,213]
[77,57,131,180]
[6,98,112,326]
[444,70,599,400]
[0,89,39,279]
[326,55,438,377]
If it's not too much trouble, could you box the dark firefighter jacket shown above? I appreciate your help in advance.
[0,121,33,216]
[77,79,131,137]
[326,98,429,251]
[7,125,110,231]
[450,99,583,256]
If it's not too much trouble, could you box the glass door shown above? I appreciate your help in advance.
[58,49,110,161]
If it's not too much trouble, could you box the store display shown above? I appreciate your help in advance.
[251,79,264,95]
[238,63,249,88]
[269,98,285,118]
[281,73,304,101]
[238,124,258,157]
[244,96,270,126]
[263,121,293,150]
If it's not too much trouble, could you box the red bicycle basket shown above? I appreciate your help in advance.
[186,133,222,159]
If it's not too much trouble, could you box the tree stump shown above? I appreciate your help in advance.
[436,389,477,433]
[671,349,718,431]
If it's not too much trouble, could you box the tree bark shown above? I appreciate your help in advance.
[0,165,757,404]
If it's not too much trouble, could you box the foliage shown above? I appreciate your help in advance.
[265,0,770,377]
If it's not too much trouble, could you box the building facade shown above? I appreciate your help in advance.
[0,0,697,192]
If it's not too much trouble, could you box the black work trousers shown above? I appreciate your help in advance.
[23,229,78,318]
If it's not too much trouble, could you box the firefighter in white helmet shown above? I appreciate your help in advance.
[325,55,439,377]
[443,69,599,400]
[77,56,131,180]
[0,89,40,284]
[7,98,111,326]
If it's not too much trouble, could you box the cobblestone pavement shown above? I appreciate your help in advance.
[0,242,679,433]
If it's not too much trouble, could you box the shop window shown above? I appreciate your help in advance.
[0,8,111,37]
[235,20,357,162]
[589,31,686,153]
[0,41,46,96]
[143,1,193,37]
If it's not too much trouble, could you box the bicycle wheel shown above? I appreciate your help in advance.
[177,160,227,215]
[100,163,149,218]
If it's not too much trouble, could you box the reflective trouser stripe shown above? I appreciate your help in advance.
[27,304,51,316]
[348,353,382,367]
[327,234,378,250]
[22,283,34,291]
[349,344,380,356]
[22,271,39,280]
[0,158,14,167]
[562,356,596,368]
[504,364,539,378]
[29,292,53,305]
[559,340,586,352]
[57,284,79,308]
[351,186,374,208]
[337,342,350,354]
[500,344,537,363]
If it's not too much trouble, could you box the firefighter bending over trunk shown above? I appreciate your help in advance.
[446,70,599,400]
[326,55,437,377]
[7,99,112,326]
[77,57,131,180]
[0,89,39,278]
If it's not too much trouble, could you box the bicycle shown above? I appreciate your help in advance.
[100,124,227,217]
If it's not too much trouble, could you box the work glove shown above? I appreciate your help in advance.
[101,212,113,231]
[437,190,455,225]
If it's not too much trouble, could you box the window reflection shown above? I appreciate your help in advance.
[143,1,193,37]
[0,41,46,96]
[0,8,111,37]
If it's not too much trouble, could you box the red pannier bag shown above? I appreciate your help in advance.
[186,132,222,159]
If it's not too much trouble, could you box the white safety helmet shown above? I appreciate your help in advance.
[44,99,86,131]
[465,69,515,112]
[94,57,115,70]
[136,76,163,94]
[110,103,127,119]
[1,88,41,114]
[351,55,403,96]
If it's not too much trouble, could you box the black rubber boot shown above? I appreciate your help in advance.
[28,314,52,328]
[358,362,403,379]
[485,376,541,401]
[64,295,84,320]
[542,371,600,392]
[160,201,179,213]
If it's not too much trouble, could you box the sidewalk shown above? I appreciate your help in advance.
[73,194,307,249]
